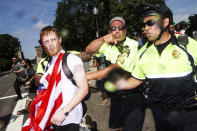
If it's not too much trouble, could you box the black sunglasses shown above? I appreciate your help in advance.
[142,20,156,28]
[109,26,125,31]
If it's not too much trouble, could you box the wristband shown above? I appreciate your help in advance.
[62,108,69,116]
[64,112,69,116]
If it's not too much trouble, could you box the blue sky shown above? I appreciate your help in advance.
[0,0,197,59]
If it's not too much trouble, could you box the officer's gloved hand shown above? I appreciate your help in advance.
[104,78,127,92]
[104,68,129,93]
[104,81,117,92]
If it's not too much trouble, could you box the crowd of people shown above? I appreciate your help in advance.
[8,2,197,131]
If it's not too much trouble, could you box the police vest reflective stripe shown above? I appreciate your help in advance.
[146,70,192,78]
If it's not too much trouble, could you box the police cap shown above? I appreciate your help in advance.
[139,3,173,25]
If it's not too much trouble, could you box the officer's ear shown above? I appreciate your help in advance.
[163,18,170,29]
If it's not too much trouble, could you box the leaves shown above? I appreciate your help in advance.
[186,14,197,36]
[0,34,22,71]
[53,0,161,51]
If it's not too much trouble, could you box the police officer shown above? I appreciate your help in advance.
[115,3,197,131]
[34,56,50,92]
[86,16,145,131]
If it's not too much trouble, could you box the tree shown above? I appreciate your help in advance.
[0,34,23,71]
[54,0,162,51]
[186,14,197,36]
[54,0,99,51]
[179,21,188,29]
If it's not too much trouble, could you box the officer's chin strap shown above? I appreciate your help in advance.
[155,28,165,42]
[153,22,166,43]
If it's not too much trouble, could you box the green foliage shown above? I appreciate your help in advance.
[0,34,21,71]
[188,14,197,30]
[186,14,197,36]
[54,0,97,51]
[179,21,187,28]
[54,0,162,51]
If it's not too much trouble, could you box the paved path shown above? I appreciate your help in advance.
[3,60,156,131]
[86,59,156,131]
[85,86,156,131]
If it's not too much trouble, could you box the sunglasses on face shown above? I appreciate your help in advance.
[142,20,156,28]
[109,26,125,31]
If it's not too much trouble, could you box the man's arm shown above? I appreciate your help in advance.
[62,64,89,112]
[117,77,143,90]
[25,75,35,86]
[51,64,89,125]
[85,34,117,53]
[11,69,24,76]
[12,67,24,74]
[86,64,120,80]
[34,74,43,86]
[85,36,105,53]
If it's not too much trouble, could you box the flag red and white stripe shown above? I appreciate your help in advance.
[22,53,64,131]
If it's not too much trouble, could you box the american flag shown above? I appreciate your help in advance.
[22,53,64,131]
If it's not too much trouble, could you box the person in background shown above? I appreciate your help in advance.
[175,23,183,35]
[94,53,111,105]
[35,55,51,93]
[192,30,197,40]
[10,57,26,100]
[132,32,140,41]
[131,30,148,48]
[17,59,37,115]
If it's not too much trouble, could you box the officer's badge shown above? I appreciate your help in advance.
[116,45,130,64]
[117,55,124,64]
[172,49,181,59]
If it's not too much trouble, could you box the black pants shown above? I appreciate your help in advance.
[109,93,146,131]
[13,79,22,97]
[123,106,146,131]
[53,123,79,131]
[152,107,197,131]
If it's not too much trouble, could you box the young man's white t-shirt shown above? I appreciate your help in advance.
[40,52,83,126]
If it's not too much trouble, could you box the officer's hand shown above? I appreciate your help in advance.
[103,34,117,45]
